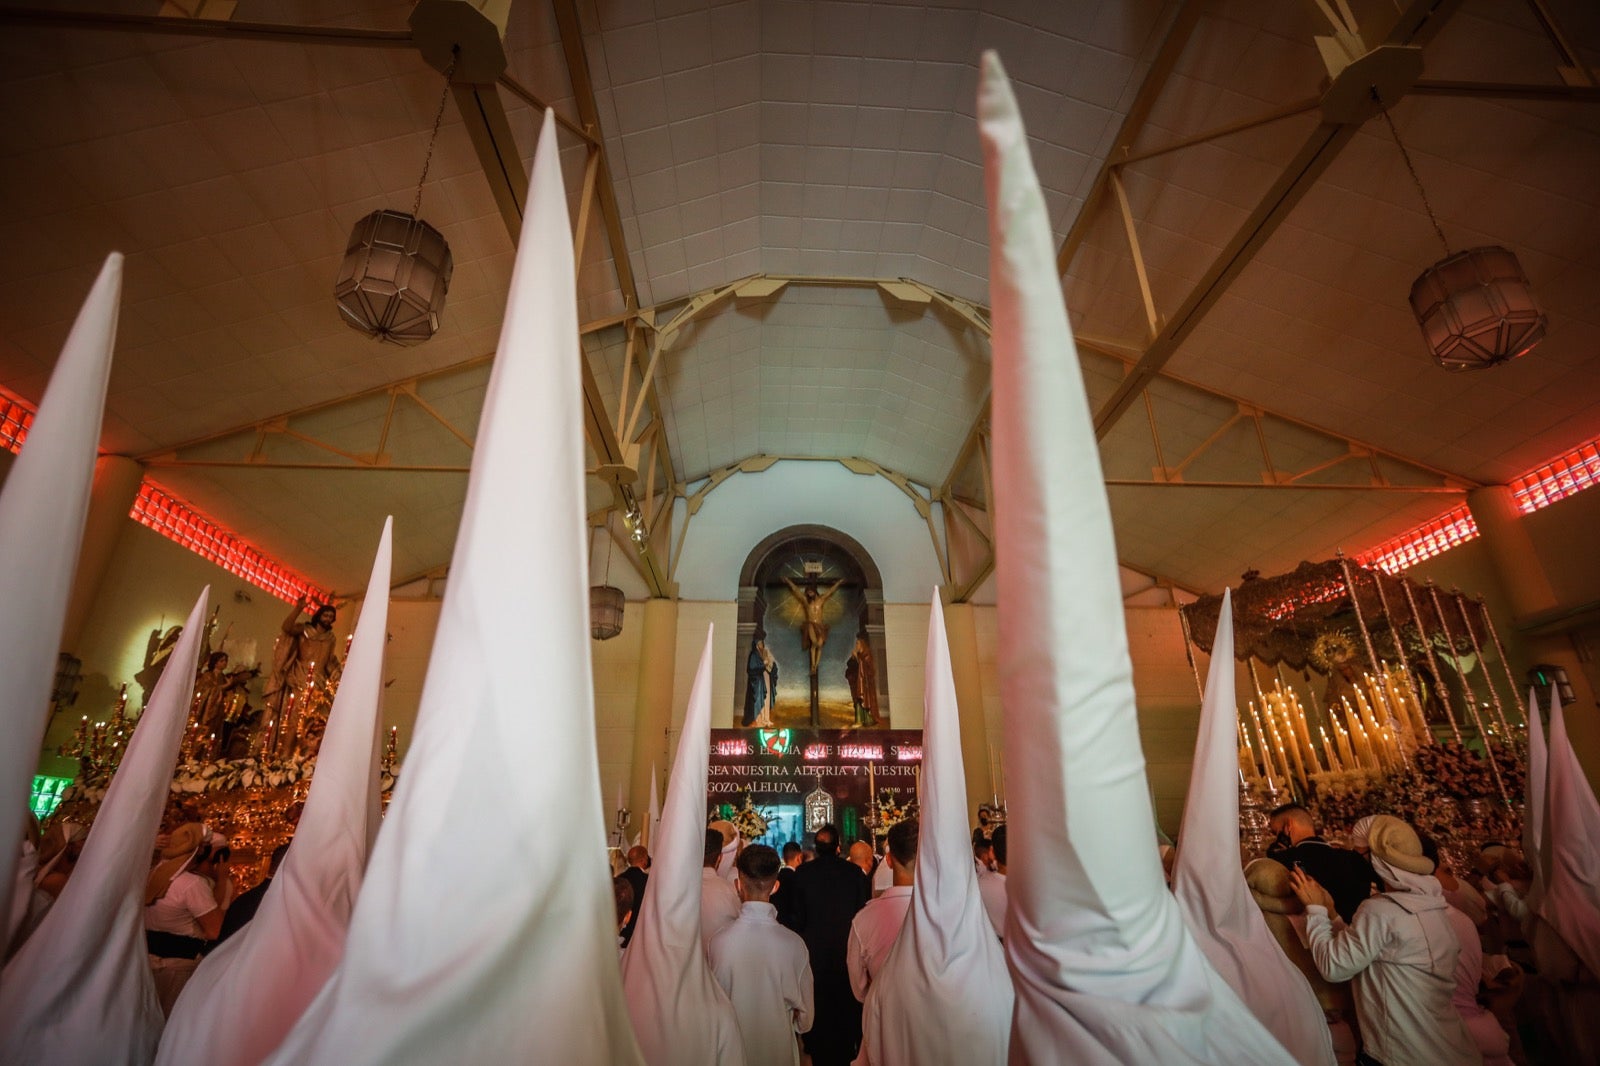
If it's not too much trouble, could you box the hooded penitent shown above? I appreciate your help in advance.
[1522,688,1548,918]
[260,109,643,1065]
[857,590,1012,1065]
[1541,691,1600,979]
[0,589,209,1065]
[621,628,746,1065]
[979,50,1294,1064]
[156,519,393,1066]
[0,254,122,927]
[1172,590,1335,1066]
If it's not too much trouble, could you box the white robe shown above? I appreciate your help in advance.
[980,50,1295,1066]
[702,868,742,954]
[621,630,746,1065]
[1305,889,1480,1066]
[855,593,1011,1066]
[1444,905,1512,1066]
[847,886,911,1002]
[709,902,814,1066]
[1172,589,1336,1066]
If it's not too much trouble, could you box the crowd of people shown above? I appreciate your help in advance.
[589,798,1599,1066]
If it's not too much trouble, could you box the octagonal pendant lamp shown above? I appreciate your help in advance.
[1375,95,1548,370]
[1408,245,1547,371]
[335,51,457,345]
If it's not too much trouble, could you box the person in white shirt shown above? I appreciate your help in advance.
[848,819,916,1004]
[1292,815,1479,1066]
[701,826,741,955]
[710,843,815,1066]
[144,826,234,1016]
[978,823,1006,941]
[870,844,893,898]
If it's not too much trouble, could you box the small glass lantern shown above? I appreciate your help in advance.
[590,584,625,641]
[334,209,453,345]
[1409,245,1547,371]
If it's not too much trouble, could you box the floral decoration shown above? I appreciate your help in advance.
[730,794,770,841]
[871,790,919,838]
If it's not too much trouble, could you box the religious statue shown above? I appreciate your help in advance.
[192,651,259,760]
[781,576,845,679]
[262,596,339,759]
[846,631,880,728]
[744,632,780,728]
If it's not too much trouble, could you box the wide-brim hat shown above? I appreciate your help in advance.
[1366,814,1434,876]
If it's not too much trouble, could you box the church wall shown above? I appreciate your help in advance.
[671,460,943,603]
[48,521,313,760]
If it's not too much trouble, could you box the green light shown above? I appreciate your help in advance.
[757,729,792,756]
[29,775,73,820]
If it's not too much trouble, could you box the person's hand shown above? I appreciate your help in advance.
[1289,866,1335,912]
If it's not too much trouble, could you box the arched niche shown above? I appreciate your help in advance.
[733,525,888,729]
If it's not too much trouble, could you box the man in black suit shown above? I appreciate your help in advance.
[619,845,650,947]
[786,824,870,1066]
[774,840,803,930]
[1266,803,1382,922]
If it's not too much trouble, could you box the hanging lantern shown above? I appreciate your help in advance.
[590,584,625,641]
[1409,246,1547,371]
[333,48,456,345]
[1372,92,1546,372]
[335,210,453,345]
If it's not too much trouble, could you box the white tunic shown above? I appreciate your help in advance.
[701,867,742,954]
[709,902,814,1066]
[847,886,912,1000]
[978,869,1006,941]
[1305,893,1481,1066]
[1444,904,1513,1066]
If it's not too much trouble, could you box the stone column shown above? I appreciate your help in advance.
[60,455,143,652]
[942,600,994,823]
[1467,484,1600,790]
[628,597,679,830]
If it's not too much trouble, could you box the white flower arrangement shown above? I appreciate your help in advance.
[59,753,399,807]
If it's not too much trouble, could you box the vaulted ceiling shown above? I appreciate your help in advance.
[0,0,1595,598]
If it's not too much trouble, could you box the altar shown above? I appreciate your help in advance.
[708,728,921,848]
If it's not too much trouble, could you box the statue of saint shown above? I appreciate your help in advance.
[781,576,844,679]
[193,652,259,759]
[262,597,338,758]
[846,632,880,727]
[743,634,781,728]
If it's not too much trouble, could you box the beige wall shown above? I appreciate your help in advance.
[46,522,310,760]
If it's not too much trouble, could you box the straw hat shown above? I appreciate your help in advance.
[1365,814,1434,876]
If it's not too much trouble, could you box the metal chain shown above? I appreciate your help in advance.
[412,48,460,217]
[1371,87,1451,258]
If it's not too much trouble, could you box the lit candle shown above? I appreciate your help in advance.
[1320,727,1342,772]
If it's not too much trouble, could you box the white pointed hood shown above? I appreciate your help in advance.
[1172,590,1335,1065]
[156,519,393,1066]
[621,627,746,1065]
[859,589,1011,1065]
[0,588,209,1064]
[980,51,1293,1064]
[261,109,643,1065]
[1541,689,1600,979]
[1523,687,1547,916]
[0,253,122,924]
[648,764,662,855]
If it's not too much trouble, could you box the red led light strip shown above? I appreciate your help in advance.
[3,390,322,603]
[130,483,325,604]
[1356,504,1479,575]
[0,395,32,453]
[1509,440,1600,515]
